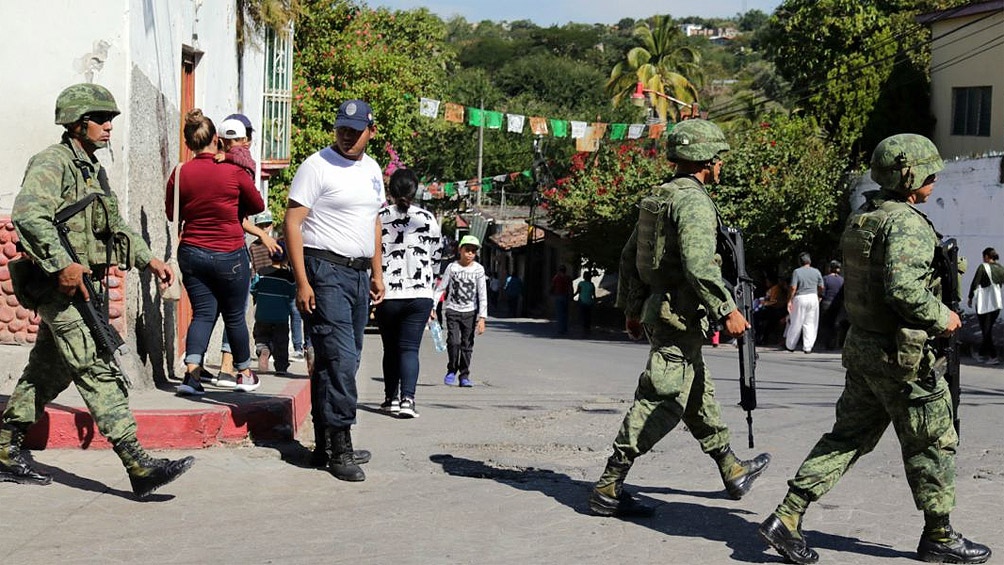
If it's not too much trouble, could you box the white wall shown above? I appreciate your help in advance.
[852,155,1004,310]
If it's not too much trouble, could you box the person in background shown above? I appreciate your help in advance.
[819,260,844,351]
[434,235,488,388]
[551,265,573,335]
[251,242,297,375]
[284,99,383,482]
[1,83,193,497]
[374,169,442,418]
[574,270,597,335]
[504,271,523,317]
[168,109,264,396]
[967,246,1004,365]
[785,253,824,354]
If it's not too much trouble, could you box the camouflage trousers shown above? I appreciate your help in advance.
[1,290,137,446]
[788,326,957,515]
[610,324,731,462]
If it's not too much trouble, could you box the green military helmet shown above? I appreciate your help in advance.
[666,119,730,163]
[870,134,944,194]
[54,83,120,125]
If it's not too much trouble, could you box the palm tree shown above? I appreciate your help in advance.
[607,15,702,122]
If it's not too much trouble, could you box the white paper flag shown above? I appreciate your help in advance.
[627,124,645,139]
[457,180,468,196]
[419,97,440,119]
[507,114,525,134]
[570,121,588,139]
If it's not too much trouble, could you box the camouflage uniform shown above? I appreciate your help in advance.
[3,131,151,444]
[759,134,991,565]
[0,84,194,498]
[589,120,770,518]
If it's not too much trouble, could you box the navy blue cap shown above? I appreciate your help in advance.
[334,100,374,131]
[224,113,253,133]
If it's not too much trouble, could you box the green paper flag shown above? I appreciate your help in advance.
[467,108,484,127]
[521,170,533,179]
[445,182,457,196]
[610,123,627,140]
[481,178,493,193]
[486,111,503,129]
[549,119,568,138]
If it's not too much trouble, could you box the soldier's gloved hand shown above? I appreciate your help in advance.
[940,310,962,337]
[722,308,750,338]
[625,318,644,341]
[58,262,91,300]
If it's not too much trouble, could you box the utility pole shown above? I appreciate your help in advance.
[476,99,484,206]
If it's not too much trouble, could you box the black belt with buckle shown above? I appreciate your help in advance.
[303,247,371,271]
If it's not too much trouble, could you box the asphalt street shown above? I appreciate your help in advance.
[1,317,1001,564]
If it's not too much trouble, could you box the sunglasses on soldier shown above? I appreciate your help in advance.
[83,112,117,125]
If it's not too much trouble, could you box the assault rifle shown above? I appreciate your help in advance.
[52,193,132,387]
[717,225,758,448]
[934,238,961,437]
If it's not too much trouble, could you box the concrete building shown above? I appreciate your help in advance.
[0,1,293,387]
[918,1,1004,158]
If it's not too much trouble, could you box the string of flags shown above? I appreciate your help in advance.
[419,97,672,151]
[417,169,535,200]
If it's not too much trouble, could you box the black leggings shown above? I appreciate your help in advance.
[977,310,999,358]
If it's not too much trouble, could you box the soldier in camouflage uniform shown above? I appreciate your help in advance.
[759,134,991,564]
[0,83,195,498]
[588,119,771,517]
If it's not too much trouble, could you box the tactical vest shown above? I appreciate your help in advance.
[841,197,923,334]
[635,176,704,286]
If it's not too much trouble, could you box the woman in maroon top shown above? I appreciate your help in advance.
[166,109,265,395]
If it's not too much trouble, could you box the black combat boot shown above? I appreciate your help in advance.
[114,440,195,499]
[326,428,365,482]
[588,455,655,517]
[759,514,819,565]
[0,424,52,486]
[918,516,992,564]
[712,445,771,500]
[310,424,371,468]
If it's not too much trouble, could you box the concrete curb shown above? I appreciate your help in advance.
[19,378,312,450]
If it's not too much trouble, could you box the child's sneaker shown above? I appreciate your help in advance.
[257,347,270,372]
[443,372,457,386]
[235,371,261,392]
[459,377,473,387]
[176,372,205,396]
[380,398,400,414]
[398,398,419,418]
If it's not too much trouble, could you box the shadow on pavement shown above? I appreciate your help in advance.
[430,453,914,563]
[29,457,173,502]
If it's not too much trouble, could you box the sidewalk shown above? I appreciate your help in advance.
[1,352,312,450]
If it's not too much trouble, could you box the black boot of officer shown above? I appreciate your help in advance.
[0,424,52,485]
[310,424,371,468]
[326,428,365,482]
[711,445,771,500]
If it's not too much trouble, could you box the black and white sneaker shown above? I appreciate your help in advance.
[398,398,419,418]
[176,372,205,396]
[380,398,400,414]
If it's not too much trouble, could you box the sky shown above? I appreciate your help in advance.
[368,0,783,25]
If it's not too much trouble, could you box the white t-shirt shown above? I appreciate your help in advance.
[289,146,385,258]
[380,204,443,300]
[434,260,488,319]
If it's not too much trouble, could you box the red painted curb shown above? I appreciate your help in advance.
[14,379,312,450]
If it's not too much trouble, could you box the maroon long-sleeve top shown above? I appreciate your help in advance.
[166,153,265,252]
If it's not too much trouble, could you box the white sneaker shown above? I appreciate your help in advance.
[235,371,261,392]
[398,398,419,418]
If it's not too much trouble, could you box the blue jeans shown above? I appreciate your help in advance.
[374,297,433,401]
[290,299,308,351]
[178,244,252,370]
[304,255,369,430]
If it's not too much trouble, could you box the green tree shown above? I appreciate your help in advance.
[545,143,675,270]
[714,114,850,272]
[607,15,702,123]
